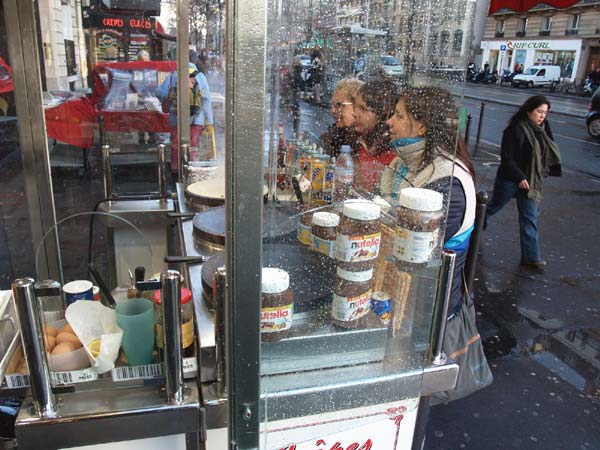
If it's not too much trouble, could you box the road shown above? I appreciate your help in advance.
[462,94,600,179]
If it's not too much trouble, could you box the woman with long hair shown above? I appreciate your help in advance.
[486,94,561,270]
[352,79,399,191]
[382,86,476,317]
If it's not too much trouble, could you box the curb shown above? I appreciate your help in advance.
[464,94,586,119]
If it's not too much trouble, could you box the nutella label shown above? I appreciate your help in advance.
[336,233,381,262]
[298,222,312,245]
[393,227,438,263]
[312,235,336,257]
[261,303,293,333]
[332,289,372,322]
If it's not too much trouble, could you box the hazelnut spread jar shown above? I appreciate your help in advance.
[311,212,340,257]
[332,267,373,329]
[335,199,382,271]
[261,268,294,342]
[392,188,443,264]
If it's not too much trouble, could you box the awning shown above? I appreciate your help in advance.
[0,56,14,94]
[489,0,581,15]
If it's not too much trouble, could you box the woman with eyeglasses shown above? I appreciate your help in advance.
[382,86,476,320]
[320,78,363,158]
[352,79,399,191]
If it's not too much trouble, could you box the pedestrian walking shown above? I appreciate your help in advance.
[486,94,562,270]
[311,45,324,105]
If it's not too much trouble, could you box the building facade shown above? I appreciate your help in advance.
[481,0,600,82]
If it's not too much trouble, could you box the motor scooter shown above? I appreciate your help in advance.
[583,78,599,97]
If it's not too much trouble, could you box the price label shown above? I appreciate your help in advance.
[111,363,162,382]
[5,374,30,389]
[183,357,197,378]
[52,368,98,385]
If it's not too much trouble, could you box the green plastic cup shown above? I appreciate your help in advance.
[115,298,155,366]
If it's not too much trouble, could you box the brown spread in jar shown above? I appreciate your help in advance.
[261,268,294,342]
[331,266,373,329]
[335,199,382,271]
[311,212,340,257]
[392,188,443,264]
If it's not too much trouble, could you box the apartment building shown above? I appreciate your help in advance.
[481,0,600,82]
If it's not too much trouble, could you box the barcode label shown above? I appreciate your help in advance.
[5,374,30,389]
[183,357,197,378]
[111,363,162,381]
[52,368,97,385]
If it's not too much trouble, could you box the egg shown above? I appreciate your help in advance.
[59,323,74,335]
[43,325,58,337]
[44,334,56,352]
[56,332,82,348]
[52,341,77,355]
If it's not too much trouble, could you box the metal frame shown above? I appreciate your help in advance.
[4,0,62,282]
[177,0,191,182]
[225,0,268,447]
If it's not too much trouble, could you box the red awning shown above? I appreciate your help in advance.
[489,0,581,15]
[45,97,96,149]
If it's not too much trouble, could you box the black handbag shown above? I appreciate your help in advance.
[430,287,493,405]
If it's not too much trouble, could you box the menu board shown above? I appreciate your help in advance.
[128,33,149,61]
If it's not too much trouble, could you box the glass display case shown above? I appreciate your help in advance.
[0,0,477,448]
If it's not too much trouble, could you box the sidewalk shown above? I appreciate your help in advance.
[462,83,589,118]
[424,143,600,449]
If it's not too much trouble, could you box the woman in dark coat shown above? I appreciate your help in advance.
[487,95,562,269]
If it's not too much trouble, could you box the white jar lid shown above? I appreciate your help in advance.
[63,280,93,294]
[398,187,443,212]
[262,268,290,293]
[342,199,381,221]
[312,212,340,227]
[336,266,373,282]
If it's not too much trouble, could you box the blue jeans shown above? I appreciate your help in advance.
[487,176,541,263]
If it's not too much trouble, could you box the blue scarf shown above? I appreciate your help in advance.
[388,137,425,199]
[390,137,424,150]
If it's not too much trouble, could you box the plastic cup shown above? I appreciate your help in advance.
[115,298,155,366]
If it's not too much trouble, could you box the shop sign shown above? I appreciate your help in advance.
[506,40,550,50]
[94,14,155,31]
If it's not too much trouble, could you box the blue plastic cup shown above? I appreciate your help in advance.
[115,298,155,366]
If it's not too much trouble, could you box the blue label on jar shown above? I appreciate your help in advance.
[371,292,392,324]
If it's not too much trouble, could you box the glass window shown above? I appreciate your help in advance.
[440,30,450,55]
[518,18,527,33]
[541,16,552,31]
[453,30,463,53]
[496,19,505,33]
[571,13,580,30]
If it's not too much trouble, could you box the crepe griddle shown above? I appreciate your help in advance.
[192,204,298,247]
[201,243,336,312]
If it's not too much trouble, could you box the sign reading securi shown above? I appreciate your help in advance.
[506,40,550,50]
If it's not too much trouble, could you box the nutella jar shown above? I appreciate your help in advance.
[392,188,443,264]
[335,199,382,271]
[311,212,340,258]
[261,268,294,342]
[331,266,373,329]
[297,211,313,246]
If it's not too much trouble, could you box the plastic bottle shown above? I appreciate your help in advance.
[334,145,354,203]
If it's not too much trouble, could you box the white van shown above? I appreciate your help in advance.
[512,65,561,88]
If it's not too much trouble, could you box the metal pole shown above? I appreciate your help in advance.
[213,267,227,398]
[102,144,112,199]
[161,270,184,404]
[464,191,488,294]
[12,278,56,417]
[157,144,167,201]
[474,102,485,157]
[179,144,189,183]
[430,250,457,365]
[464,113,472,147]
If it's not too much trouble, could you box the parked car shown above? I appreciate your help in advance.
[586,87,600,138]
[512,65,560,88]
[380,55,404,77]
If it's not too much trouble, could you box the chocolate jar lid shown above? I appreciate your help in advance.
[341,199,381,221]
[312,212,340,227]
[262,268,290,293]
[398,187,443,212]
